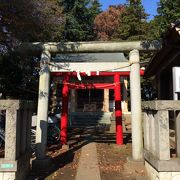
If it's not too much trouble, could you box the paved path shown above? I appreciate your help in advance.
[76,142,101,180]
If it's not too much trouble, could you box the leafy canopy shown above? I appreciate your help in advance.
[59,0,102,41]
[155,0,180,37]
[113,0,149,41]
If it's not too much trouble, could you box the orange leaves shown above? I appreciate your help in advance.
[94,5,125,41]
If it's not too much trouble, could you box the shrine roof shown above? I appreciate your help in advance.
[144,22,180,78]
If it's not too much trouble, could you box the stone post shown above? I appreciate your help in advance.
[122,77,128,112]
[176,111,180,158]
[129,49,143,161]
[70,89,77,112]
[103,89,109,112]
[34,51,51,161]
[5,109,18,160]
[155,110,170,160]
[143,112,150,151]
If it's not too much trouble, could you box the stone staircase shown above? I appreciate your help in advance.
[69,112,111,128]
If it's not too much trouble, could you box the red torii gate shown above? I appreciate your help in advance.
[52,70,144,145]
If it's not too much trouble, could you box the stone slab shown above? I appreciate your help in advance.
[145,161,172,180]
[145,161,180,180]
[142,100,180,111]
[172,172,180,180]
[76,142,101,180]
[0,172,16,180]
[0,100,35,110]
[144,149,180,172]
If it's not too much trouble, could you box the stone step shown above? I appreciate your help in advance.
[70,120,111,125]
[69,112,111,127]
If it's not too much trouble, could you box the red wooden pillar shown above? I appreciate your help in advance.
[114,73,123,145]
[60,74,69,145]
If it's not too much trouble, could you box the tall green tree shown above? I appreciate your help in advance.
[153,0,180,38]
[59,0,102,41]
[113,0,149,40]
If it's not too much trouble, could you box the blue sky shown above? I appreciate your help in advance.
[99,0,159,20]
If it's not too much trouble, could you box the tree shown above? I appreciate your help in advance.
[153,0,180,37]
[0,0,65,99]
[94,5,124,41]
[0,53,39,99]
[59,0,102,41]
[113,0,149,41]
[0,0,65,44]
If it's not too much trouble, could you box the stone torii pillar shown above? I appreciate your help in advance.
[129,49,143,161]
[32,51,51,170]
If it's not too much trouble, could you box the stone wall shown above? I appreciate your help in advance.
[142,100,180,180]
[0,100,34,180]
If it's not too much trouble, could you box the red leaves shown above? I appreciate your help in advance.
[94,5,125,40]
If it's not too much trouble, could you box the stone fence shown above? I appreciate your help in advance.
[142,100,180,180]
[0,100,34,180]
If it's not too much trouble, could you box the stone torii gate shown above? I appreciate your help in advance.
[17,41,161,169]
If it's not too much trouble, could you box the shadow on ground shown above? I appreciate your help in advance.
[28,125,132,180]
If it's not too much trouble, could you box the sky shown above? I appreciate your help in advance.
[99,0,159,20]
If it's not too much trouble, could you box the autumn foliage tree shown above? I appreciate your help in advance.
[94,5,124,41]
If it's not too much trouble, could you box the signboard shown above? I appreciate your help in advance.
[173,67,180,95]
[1,164,14,169]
